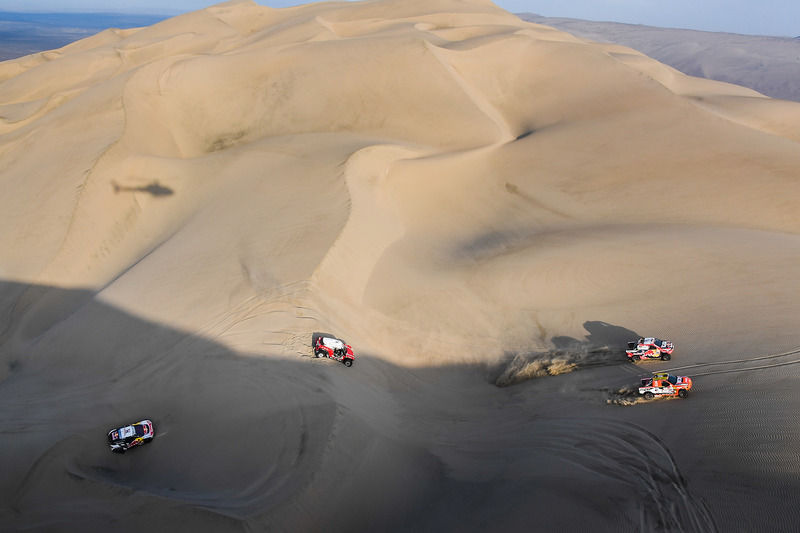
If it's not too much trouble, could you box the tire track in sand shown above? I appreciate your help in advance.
[662,347,800,378]
[441,413,717,532]
[533,418,717,533]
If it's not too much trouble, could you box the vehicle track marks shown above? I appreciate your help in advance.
[664,347,800,378]
[535,419,718,533]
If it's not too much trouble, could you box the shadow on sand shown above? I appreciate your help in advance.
[111,180,174,197]
[0,282,716,532]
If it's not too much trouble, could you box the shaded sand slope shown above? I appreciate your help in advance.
[2,0,800,531]
[1,281,751,532]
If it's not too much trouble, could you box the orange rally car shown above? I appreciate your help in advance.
[638,372,692,400]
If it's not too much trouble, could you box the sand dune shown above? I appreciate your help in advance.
[2,0,800,531]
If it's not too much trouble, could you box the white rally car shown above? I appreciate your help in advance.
[627,337,675,362]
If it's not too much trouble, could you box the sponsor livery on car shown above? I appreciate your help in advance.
[627,337,675,362]
[639,373,692,400]
[108,419,154,453]
[314,336,355,367]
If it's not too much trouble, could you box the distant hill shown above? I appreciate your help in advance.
[0,11,167,61]
[517,13,800,102]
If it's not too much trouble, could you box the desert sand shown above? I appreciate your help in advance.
[1,0,800,531]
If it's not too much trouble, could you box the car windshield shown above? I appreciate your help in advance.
[667,375,677,385]
[134,425,146,437]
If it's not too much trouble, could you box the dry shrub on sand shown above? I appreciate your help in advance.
[494,347,622,387]
[605,386,647,406]
[495,353,577,387]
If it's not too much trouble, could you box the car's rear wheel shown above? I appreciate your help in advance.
[315,350,324,358]
[631,355,640,362]
[343,359,353,367]
[643,392,654,400]
[661,353,671,361]
[678,389,688,399]
[112,448,125,454]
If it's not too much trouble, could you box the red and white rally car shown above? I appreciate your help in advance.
[314,336,355,367]
[639,373,692,400]
[627,337,674,362]
[107,419,154,453]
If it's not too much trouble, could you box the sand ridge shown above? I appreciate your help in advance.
[2,0,800,530]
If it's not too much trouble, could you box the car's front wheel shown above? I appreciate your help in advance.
[631,355,640,362]
[678,389,688,399]
[315,350,325,358]
[661,353,671,361]
[343,359,353,367]
[643,392,654,400]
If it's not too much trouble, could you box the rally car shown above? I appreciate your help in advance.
[639,373,692,400]
[107,419,154,453]
[627,337,674,361]
[314,336,355,367]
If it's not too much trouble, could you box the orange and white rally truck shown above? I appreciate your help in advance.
[639,372,692,400]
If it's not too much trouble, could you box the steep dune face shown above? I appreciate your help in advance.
[2,0,800,531]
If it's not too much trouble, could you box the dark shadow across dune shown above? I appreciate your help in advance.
[0,281,794,533]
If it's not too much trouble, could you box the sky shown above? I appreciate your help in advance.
[0,0,797,37]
